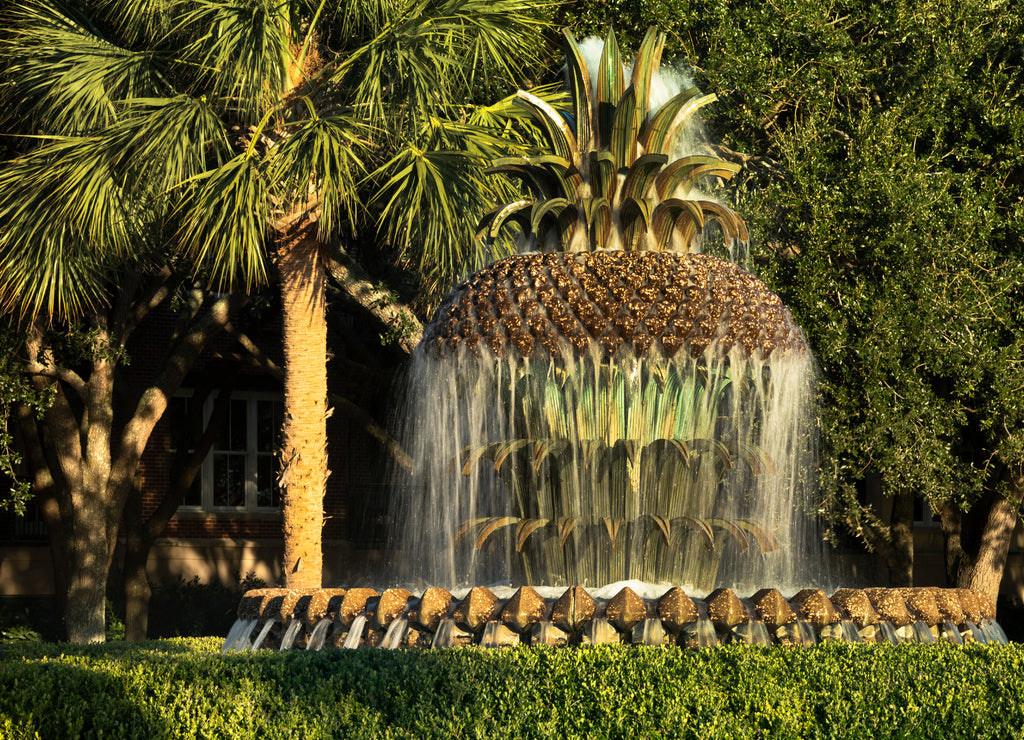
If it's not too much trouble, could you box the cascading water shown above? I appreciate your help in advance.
[388,334,828,593]
[383,26,836,596]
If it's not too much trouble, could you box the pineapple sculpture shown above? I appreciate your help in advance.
[402,28,817,590]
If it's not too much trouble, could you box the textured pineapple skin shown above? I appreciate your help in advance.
[426,251,807,360]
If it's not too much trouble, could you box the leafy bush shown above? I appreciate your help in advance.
[2,641,1023,739]
[146,573,266,640]
[0,597,63,643]
[0,625,41,643]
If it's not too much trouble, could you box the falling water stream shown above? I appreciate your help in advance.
[387,341,833,595]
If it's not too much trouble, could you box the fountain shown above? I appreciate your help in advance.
[224,27,1007,651]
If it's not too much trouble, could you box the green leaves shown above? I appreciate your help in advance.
[174,0,295,124]
[5,640,1024,738]
[480,26,747,256]
[0,0,557,318]
[272,107,365,237]
[175,152,270,290]
[115,95,234,193]
[697,0,1024,545]
[372,142,491,297]
[3,0,170,134]
[331,0,550,132]
[0,138,142,317]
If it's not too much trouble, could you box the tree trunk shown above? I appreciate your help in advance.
[940,474,1023,612]
[326,249,422,354]
[277,225,329,589]
[888,490,914,587]
[123,473,154,643]
[122,382,233,641]
[64,501,111,643]
[122,511,151,643]
[848,473,915,587]
[14,402,70,622]
[61,330,116,644]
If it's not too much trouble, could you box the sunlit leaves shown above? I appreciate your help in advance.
[3,0,169,134]
[272,107,366,238]
[175,152,270,290]
[113,95,234,194]
[0,139,143,317]
[0,0,556,319]
[174,0,295,124]
[331,0,550,132]
[373,144,490,294]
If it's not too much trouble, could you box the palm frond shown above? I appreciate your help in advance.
[91,0,176,43]
[173,0,294,123]
[371,142,495,297]
[114,95,233,195]
[468,84,568,150]
[2,0,170,134]
[175,152,270,289]
[272,104,366,238]
[0,138,144,318]
[325,0,394,39]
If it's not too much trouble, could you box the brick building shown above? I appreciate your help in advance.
[1,296,398,596]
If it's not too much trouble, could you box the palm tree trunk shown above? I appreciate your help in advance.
[277,225,329,589]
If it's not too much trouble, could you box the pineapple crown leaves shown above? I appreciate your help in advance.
[477,26,748,254]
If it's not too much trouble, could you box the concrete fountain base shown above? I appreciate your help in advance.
[222,585,1006,652]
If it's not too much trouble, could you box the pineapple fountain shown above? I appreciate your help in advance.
[225,28,1006,652]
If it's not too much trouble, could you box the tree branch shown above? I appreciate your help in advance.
[326,247,423,355]
[223,321,413,471]
[105,291,246,541]
[23,327,87,400]
[145,379,236,542]
[123,267,182,338]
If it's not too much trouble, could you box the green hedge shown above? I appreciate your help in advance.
[2,640,1023,739]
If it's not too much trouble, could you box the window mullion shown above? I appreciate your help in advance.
[202,395,213,511]
[246,397,257,511]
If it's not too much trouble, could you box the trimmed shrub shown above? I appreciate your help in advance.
[2,640,1023,739]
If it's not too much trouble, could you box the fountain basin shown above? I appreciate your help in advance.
[222,585,1006,652]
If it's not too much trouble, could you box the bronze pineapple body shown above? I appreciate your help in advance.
[426,251,807,361]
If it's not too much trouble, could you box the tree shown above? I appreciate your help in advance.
[564,0,1024,605]
[0,326,50,518]
[0,0,553,638]
[6,281,245,642]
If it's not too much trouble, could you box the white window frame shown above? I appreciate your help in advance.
[914,497,942,528]
[172,390,283,514]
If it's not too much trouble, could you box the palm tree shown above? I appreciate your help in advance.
[0,0,554,618]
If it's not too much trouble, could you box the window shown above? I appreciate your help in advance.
[914,497,942,527]
[170,392,283,512]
